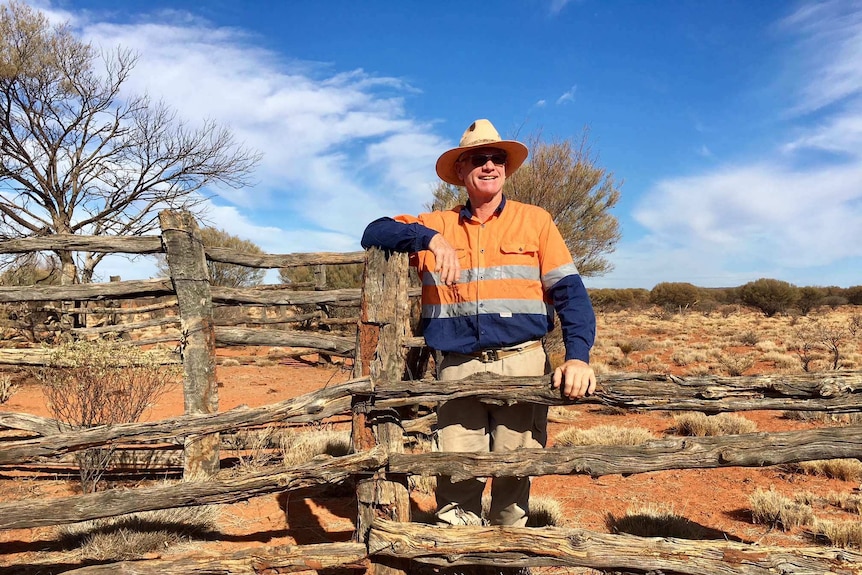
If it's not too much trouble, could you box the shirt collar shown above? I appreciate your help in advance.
[460,195,507,221]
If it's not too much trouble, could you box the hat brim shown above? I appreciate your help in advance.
[435,140,529,186]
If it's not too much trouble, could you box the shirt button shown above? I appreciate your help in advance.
[480,224,485,228]
[480,249,485,254]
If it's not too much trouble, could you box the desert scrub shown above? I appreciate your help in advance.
[715,351,757,376]
[554,424,655,447]
[37,340,180,492]
[671,412,757,436]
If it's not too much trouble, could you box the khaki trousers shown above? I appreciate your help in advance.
[434,344,549,527]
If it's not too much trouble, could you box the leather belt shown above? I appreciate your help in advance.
[450,340,543,363]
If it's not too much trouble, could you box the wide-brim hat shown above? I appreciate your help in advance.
[435,119,529,186]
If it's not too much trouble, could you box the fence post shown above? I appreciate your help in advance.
[159,210,220,479]
[353,247,411,575]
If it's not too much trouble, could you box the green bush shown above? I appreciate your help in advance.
[739,278,799,317]
[649,282,700,310]
[845,285,862,306]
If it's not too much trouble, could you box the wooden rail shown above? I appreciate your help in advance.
[2,217,862,574]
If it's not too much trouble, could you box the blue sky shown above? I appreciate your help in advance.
[28,0,862,289]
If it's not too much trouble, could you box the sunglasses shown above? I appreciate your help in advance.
[461,152,507,168]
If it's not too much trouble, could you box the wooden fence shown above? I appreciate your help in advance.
[1,210,862,574]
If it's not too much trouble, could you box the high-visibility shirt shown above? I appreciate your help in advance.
[361,196,595,362]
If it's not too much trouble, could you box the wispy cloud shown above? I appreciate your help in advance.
[52,7,447,258]
[556,85,577,105]
[697,145,713,158]
[615,1,862,288]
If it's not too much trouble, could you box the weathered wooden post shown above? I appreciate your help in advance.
[159,210,219,479]
[353,247,411,575]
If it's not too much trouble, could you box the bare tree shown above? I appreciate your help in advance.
[427,127,621,277]
[0,1,260,284]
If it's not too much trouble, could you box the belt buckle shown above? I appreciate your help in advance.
[480,349,499,362]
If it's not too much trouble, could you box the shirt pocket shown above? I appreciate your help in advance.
[500,242,539,264]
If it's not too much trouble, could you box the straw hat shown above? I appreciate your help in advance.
[435,119,529,186]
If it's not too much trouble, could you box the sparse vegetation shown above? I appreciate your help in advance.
[670,412,757,436]
[782,459,862,482]
[36,340,180,492]
[60,502,219,560]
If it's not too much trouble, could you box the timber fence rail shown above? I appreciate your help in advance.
[1,214,862,574]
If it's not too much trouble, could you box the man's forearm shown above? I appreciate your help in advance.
[361,217,437,253]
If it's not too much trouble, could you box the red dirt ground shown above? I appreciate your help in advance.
[0,345,859,574]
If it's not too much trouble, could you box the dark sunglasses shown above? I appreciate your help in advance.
[461,152,507,168]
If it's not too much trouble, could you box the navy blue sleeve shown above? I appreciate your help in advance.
[361,217,438,253]
[548,274,596,362]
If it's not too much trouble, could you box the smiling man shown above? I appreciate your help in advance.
[361,118,596,530]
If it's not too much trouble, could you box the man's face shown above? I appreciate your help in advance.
[455,147,507,199]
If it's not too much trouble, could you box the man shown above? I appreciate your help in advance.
[361,119,596,528]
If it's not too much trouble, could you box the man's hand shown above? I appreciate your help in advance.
[552,359,596,400]
[428,233,461,286]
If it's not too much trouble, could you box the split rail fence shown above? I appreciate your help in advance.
[0,209,861,574]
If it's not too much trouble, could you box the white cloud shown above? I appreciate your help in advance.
[556,85,577,105]
[609,1,862,289]
[780,0,862,114]
[62,9,444,262]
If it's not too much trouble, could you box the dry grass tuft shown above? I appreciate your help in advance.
[0,374,17,404]
[219,358,241,367]
[478,495,564,527]
[60,505,219,560]
[795,490,862,515]
[527,496,565,527]
[554,424,655,447]
[814,519,862,548]
[280,427,351,467]
[749,488,815,530]
[671,412,757,436]
[606,503,715,539]
[782,459,862,482]
[782,411,862,425]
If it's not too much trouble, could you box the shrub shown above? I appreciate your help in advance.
[797,286,825,315]
[846,285,862,306]
[649,282,700,311]
[739,278,799,317]
[37,340,180,493]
